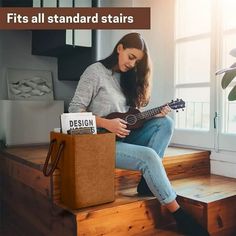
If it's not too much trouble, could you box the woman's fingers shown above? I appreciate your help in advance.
[119,118,127,124]
[118,120,130,137]
[118,119,129,132]
[158,106,171,116]
[116,127,130,137]
[117,132,130,138]
[121,128,130,135]
[110,118,130,137]
[117,133,126,138]
[121,123,127,128]
[162,106,171,113]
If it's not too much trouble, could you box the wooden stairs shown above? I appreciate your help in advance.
[1,146,236,236]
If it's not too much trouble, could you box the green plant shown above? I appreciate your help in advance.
[216,48,236,101]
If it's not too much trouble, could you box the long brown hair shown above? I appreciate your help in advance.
[100,33,152,108]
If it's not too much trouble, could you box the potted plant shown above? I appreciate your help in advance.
[215,48,236,101]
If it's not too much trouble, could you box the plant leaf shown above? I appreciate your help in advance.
[228,85,236,101]
[221,63,236,89]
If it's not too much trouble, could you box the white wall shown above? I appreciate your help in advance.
[211,151,236,178]
[134,0,175,109]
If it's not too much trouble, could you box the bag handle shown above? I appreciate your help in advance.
[43,139,65,177]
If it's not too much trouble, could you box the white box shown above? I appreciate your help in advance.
[0,100,64,146]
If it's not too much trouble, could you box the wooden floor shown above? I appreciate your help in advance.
[1,145,236,235]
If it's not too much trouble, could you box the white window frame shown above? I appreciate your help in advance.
[172,0,236,151]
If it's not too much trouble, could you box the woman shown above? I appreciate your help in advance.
[69,33,209,236]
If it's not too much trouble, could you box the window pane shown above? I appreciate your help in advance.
[222,34,236,67]
[222,0,236,30]
[176,39,211,84]
[175,0,211,38]
[222,85,236,134]
[175,87,210,130]
[43,0,57,7]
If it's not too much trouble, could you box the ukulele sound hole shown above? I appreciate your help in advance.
[125,115,137,125]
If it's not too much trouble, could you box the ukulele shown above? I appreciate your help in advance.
[106,98,185,130]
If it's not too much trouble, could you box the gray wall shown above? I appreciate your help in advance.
[96,0,133,60]
[0,0,175,111]
[0,0,137,112]
[0,30,78,111]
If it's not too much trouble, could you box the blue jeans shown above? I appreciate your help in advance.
[116,116,177,205]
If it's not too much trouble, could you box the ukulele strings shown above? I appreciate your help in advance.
[125,106,166,124]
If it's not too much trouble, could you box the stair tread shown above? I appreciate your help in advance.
[1,145,209,170]
[173,174,236,203]
[165,147,209,158]
[55,174,236,217]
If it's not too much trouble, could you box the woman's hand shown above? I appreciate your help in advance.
[96,116,130,138]
[156,105,171,117]
[104,118,130,138]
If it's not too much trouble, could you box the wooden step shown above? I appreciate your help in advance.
[115,147,210,190]
[173,175,236,236]
[0,145,210,201]
[64,175,235,236]
[0,165,165,235]
[3,145,235,236]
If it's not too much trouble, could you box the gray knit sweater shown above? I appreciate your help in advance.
[68,62,129,117]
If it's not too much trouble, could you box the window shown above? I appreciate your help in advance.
[173,0,236,151]
[175,0,211,131]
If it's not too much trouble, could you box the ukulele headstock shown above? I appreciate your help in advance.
[168,98,185,112]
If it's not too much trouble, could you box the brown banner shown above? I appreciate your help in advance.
[0,7,150,29]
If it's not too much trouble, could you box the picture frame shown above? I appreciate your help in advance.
[7,68,54,101]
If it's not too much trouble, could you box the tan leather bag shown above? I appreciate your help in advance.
[43,131,116,209]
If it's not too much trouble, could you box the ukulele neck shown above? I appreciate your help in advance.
[139,106,166,120]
